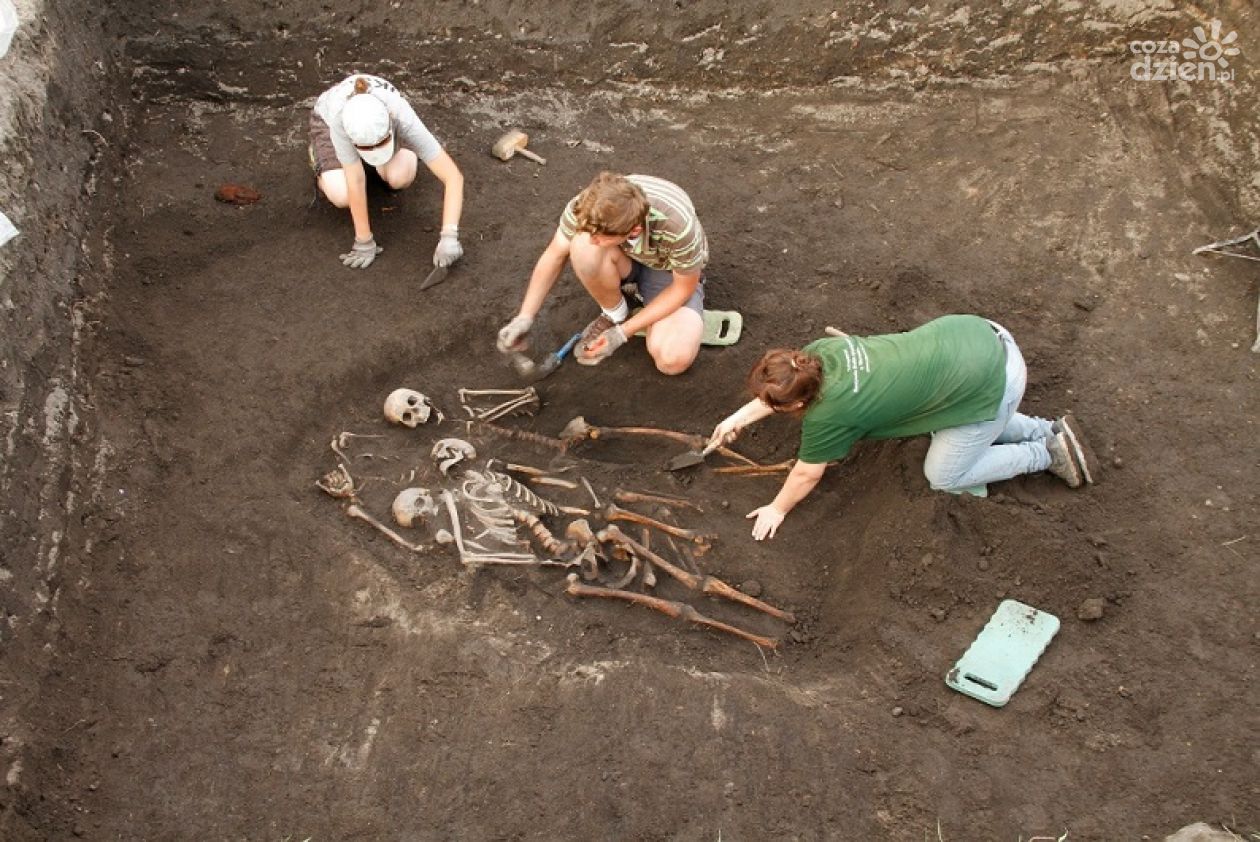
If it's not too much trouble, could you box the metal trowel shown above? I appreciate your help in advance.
[419,265,449,291]
[665,438,720,472]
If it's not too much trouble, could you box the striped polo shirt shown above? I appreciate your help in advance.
[558,174,708,273]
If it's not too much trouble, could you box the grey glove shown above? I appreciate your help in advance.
[433,225,463,268]
[496,314,534,353]
[340,236,383,269]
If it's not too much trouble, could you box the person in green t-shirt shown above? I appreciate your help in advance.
[708,315,1097,540]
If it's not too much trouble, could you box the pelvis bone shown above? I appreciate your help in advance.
[384,389,444,428]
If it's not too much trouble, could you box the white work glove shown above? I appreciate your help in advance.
[747,505,786,541]
[340,236,383,269]
[433,225,463,268]
[709,413,746,449]
[576,325,627,366]
[497,314,534,353]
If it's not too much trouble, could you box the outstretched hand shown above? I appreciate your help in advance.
[746,505,786,541]
[340,236,382,269]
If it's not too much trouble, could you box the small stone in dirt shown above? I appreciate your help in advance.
[720,500,730,510]
[891,706,904,717]
[930,608,946,622]
[977,558,990,571]
[1112,456,1123,468]
[1077,598,1106,621]
[123,355,145,367]
[737,580,762,597]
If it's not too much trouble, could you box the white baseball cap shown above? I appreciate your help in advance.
[342,93,395,167]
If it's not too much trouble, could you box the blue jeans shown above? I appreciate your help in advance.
[922,323,1054,492]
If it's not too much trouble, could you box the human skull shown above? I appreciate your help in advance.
[431,438,477,476]
[391,487,439,528]
[384,389,444,428]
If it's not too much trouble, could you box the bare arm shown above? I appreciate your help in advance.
[517,230,572,319]
[769,460,827,514]
[424,150,464,231]
[619,269,700,337]
[709,398,775,448]
[344,160,372,240]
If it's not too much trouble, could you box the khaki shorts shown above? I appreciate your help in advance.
[308,110,419,175]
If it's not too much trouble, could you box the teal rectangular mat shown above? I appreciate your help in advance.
[946,599,1060,707]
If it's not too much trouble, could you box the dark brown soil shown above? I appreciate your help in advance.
[2,2,1258,839]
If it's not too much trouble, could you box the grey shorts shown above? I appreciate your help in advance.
[623,261,705,316]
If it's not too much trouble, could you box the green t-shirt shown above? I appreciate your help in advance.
[797,315,1007,464]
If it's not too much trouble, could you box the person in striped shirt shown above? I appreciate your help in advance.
[497,172,708,374]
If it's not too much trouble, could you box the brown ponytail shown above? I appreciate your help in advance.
[352,76,370,95]
[746,349,823,413]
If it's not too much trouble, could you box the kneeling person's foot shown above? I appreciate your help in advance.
[1052,413,1096,485]
[1046,433,1083,488]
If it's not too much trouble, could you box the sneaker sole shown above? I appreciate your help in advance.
[1057,414,1097,485]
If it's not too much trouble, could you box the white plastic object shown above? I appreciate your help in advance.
[0,212,17,248]
[0,0,17,59]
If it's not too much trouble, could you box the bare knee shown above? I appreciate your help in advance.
[318,173,350,208]
[380,167,415,190]
[652,346,698,376]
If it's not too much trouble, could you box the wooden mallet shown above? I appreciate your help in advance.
[491,129,546,165]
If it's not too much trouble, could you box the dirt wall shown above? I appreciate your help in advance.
[0,0,123,834]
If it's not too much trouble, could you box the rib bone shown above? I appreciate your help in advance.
[597,525,796,624]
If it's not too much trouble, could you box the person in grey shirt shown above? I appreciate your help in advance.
[310,74,465,271]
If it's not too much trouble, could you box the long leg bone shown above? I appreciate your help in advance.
[559,416,757,466]
[614,490,703,513]
[530,476,578,489]
[656,507,702,576]
[597,525,796,624]
[713,460,796,476]
[347,504,426,553]
[604,502,715,548]
[565,575,779,648]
